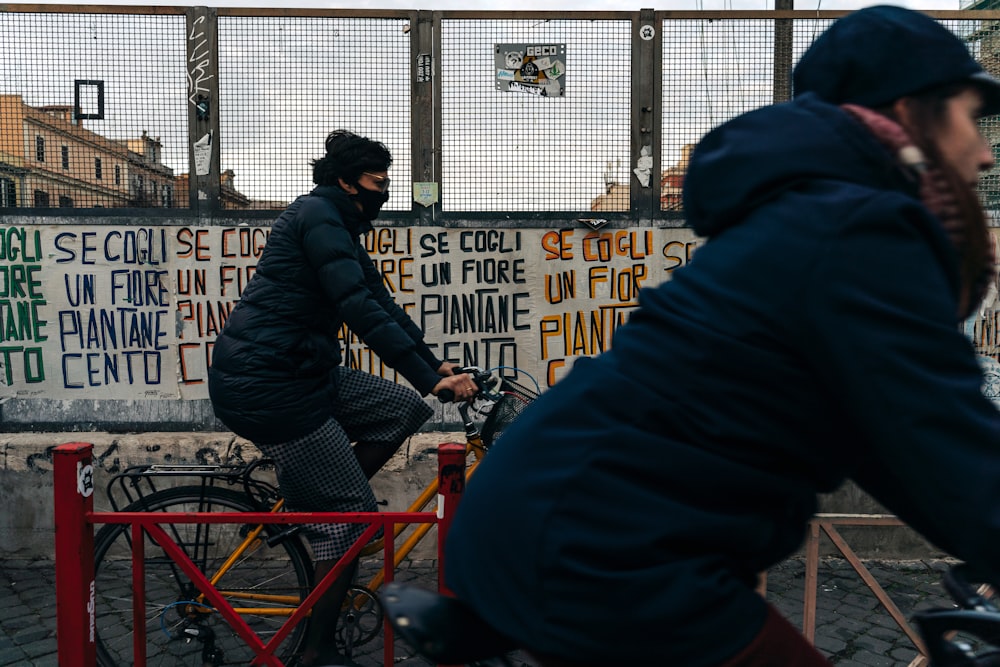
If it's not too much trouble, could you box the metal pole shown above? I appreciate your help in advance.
[774,0,794,103]
[53,442,97,667]
[631,8,660,223]
[186,6,222,213]
[435,442,467,596]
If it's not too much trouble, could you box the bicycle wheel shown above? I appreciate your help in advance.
[94,485,313,667]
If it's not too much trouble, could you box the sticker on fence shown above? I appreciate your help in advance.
[495,43,566,97]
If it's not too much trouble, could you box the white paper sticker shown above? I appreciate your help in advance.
[77,461,94,498]
[413,182,439,207]
[633,144,653,187]
[193,132,212,176]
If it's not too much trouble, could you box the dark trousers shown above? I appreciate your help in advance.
[530,604,831,667]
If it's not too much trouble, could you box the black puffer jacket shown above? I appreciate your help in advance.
[209,185,442,444]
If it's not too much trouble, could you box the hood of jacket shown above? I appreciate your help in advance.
[682,93,919,238]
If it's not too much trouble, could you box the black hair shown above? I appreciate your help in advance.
[311,130,392,186]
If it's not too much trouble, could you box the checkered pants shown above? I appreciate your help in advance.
[255,368,434,561]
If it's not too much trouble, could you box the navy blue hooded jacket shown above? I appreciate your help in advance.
[209,185,442,444]
[444,94,1000,665]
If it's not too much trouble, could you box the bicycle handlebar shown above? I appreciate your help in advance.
[435,366,501,404]
[943,563,999,613]
[914,564,1000,666]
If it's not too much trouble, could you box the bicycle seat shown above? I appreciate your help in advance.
[379,582,517,664]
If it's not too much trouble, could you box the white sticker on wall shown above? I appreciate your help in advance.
[77,461,94,498]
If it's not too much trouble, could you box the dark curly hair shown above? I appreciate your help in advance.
[311,130,392,186]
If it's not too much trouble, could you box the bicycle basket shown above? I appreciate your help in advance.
[479,376,539,450]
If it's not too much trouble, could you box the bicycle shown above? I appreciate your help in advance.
[91,365,539,667]
[914,563,1000,666]
[381,562,1000,667]
[380,581,526,667]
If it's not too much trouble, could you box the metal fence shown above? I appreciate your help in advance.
[4,5,1000,221]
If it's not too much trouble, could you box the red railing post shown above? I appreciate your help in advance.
[54,442,97,667]
[436,442,466,596]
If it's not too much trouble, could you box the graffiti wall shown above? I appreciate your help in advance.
[3,223,999,404]
[0,224,700,401]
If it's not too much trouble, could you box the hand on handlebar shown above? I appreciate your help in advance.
[437,361,462,377]
[433,373,476,403]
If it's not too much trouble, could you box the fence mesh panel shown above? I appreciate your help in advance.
[218,16,412,211]
[3,9,1000,214]
[660,16,1000,211]
[0,11,188,209]
[950,17,1000,207]
[439,18,632,213]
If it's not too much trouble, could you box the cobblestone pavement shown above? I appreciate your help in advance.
[0,556,965,666]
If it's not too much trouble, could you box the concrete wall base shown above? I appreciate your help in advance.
[2,431,940,561]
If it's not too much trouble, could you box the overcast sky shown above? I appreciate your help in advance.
[21,0,970,10]
[7,0,971,206]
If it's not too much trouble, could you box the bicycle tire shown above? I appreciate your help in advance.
[94,485,313,667]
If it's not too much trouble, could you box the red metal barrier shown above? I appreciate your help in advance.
[436,442,466,597]
[54,442,97,666]
[53,441,468,667]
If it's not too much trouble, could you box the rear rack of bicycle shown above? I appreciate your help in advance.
[105,459,280,512]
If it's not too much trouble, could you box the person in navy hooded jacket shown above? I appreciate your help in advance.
[444,7,1000,666]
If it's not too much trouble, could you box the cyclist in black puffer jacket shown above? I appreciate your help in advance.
[209,130,475,667]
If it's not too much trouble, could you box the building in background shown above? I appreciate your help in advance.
[1,94,128,208]
[0,94,275,210]
[174,170,282,210]
[590,145,694,212]
[125,130,175,208]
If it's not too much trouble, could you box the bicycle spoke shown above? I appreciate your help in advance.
[94,486,312,667]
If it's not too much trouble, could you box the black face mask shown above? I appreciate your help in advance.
[352,185,390,221]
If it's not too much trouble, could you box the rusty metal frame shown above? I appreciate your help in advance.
[759,513,931,664]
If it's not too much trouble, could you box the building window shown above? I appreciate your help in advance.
[0,178,16,207]
[133,175,145,205]
[95,157,103,180]
[58,195,74,208]
[33,190,50,207]
[114,165,121,185]
[162,184,173,208]
[61,145,70,170]
[35,136,45,162]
